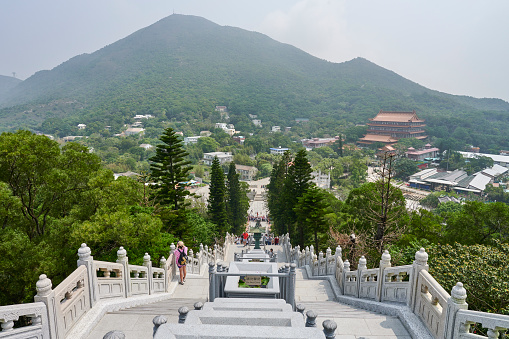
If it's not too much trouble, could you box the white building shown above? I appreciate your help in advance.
[184,136,202,145]
[270,146,289,155]
[460,151,509,168]
[311,170,331,189]
[139,144,153,150]
[203,152,233,166]
[271,126,281,132]
[77,124,86,130]
[133,114,153,119]
[252,119,262,127]
[215,123,228,130]
[124,128,145,136]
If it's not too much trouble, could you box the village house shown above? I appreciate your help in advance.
[405,144,440,161]
[133,114,153,119]
[301,136,339,149]
[235,164,258,181]
[124,127,145,136]
[184,136,202,145]
[200,130,212,137]
[139,143,153,150]
[271,126,281,132]
[203,152,233,166]
[270,146,289,155]
[252,119,262,127]
[77,124,86,130]
[359,110,427,145]
[233,136,245,145]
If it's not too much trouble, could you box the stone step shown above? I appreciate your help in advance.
[298,300,386,319]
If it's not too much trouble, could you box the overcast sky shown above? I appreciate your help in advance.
[1,0,508,101]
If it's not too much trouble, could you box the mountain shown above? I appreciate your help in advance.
[0,75,22,103]
[0,14,508,149]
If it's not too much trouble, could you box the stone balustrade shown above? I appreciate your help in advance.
[0,236,232,339]
[281,233,509,339]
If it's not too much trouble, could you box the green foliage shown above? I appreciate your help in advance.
[149,127,192,210]
[226,162,249,234]
[208,157,228,234]
[427,242,509,315]
[393,157,418,180]
[295,186,331,252]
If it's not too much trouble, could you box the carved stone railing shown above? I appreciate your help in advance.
[0,302,49,338]
[281,234,509,339]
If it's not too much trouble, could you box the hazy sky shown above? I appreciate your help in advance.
[1,0,508,101]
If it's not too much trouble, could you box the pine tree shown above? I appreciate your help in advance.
[226,162,249,234]
[149,127,192,210]
[208,156,229,235]
[267,151,291,235]
[284,149,313,246]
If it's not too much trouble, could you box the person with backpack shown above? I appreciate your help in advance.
[174,241,188,285]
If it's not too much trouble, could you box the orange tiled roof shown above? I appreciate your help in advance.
[359,134,398,143]
[370,110,425,123]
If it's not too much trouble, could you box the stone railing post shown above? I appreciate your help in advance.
[169,243,176,278]
[178,306,189,324]
[444,282,468,339]
[377,250,391,302]
[305,310,317,327]
[287,263,296,310]
[208,262,216,302]
[160,257,168,292]
[188,249,195,273]
[325,247,332,275]
[77,243,96,306]
[103,330,125,339]
[305,246,310,266]
[116,246,130,297]
[323,319,337,339]
[144,253,153,295]
[152,316,167,337]
[410,248,429,310]
[295,245,300,264]
[34,274,59,339]
[341,260,350,295]
[357,256,367,298]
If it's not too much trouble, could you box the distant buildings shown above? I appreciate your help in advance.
[295,118,309,123]
[460,151,509,168]
[124,127,145,136]
[133,114,153,119]
[252,119,262,127]
[405,144,440,161]
[233,136,245,145]
[270,146,289,155]
[302,137,339,150]
[235,164,258,181]
[359,110,427,145]
[271,126,281,132]
[311,170,330,189]
[77,124,86,130]
[139,143,153,150]
[184,136,202,145]
[203,152,233,166]
[215,123,236,136]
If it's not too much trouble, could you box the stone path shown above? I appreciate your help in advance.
[85,244,410,339]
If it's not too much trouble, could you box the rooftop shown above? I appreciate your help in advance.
[370,110,425,123]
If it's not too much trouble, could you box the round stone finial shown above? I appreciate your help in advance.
[326,247,332,255]
[382,250,391,263]
[451,282,467,304]
[415,248,428,265]
[117,246,127,261]
[323,319,338,338]
[78,243,91,260]
[143,253,151,265]
[358,256,367,270]
[305,310,318,327]
[103,330,125,339]
[344,260,350,271]
[152,315,167,326]
[36,274,52,296]
[194,302,204,310]
[160,256,166,268]
[170,243,176,251]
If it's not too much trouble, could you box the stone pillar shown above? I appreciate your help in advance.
[444,282,468,339]
[325,247,332,275]
[295,245,300,265]
[288,263,296,310]
[377,250,391,302]
[77,243,96,306]
[178,306,189,324]
[341,259,350,295]
[152,315,167,337]
[208,262,216,302]
[305,310,317,327]
[323,320,337,339]
[169,243,176,279]
[144,253,153,295]
[296,304,306,318]
[116,246,130,297]
[410,248,429,310]
[194,302,204,310]
[34,274,59,339]
[188,249,194,273]
[160,256,168,292]
[305,246,310,266]
[357,256,367,298]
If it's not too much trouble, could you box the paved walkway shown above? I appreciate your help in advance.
[85,243,410,339]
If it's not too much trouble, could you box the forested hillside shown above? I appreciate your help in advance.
[0,75,22,103]
[1,14,508,150]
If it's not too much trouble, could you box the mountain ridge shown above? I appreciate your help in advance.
[0,14,508,150]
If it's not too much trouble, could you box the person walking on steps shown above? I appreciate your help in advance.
[175,241,188,285]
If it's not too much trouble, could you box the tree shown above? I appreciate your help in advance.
[149,127,192,210]
[226,162,249,234]
[393,157,418,180]
[208,157,228,234]
[267,151,291,235]
[295,186,330,252]
[345,152,408,254]
[0,131,101,239]
[284,149,313,246]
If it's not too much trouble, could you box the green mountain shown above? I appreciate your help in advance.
[0,14,508,149]
[0,75,22,103]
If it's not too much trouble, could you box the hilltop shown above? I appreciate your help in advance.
[0,14,508,149]
[0,75,22,103]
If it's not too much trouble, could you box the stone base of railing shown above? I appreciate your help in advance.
[300,265,433,339]
[66,280,179,339]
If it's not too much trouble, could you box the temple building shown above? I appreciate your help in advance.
[358,110,427,145]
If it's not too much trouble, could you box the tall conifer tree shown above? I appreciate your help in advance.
[149,127,192,210]
[208,157,228,235]
[226,162,249,234]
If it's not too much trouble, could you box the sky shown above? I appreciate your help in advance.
[1,0,508,101]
